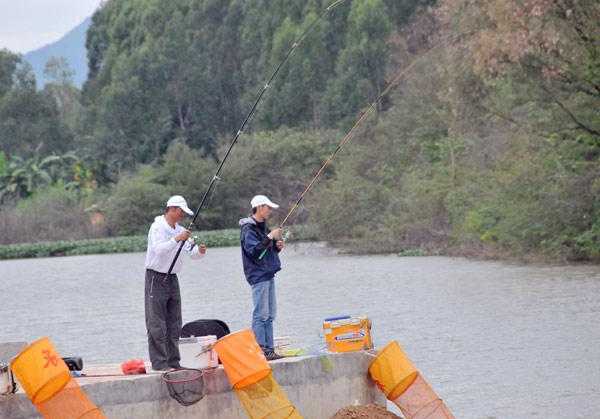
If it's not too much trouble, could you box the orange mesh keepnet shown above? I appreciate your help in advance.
[392,373,455,419]
[234,372,303,419]
[11,337,106,419]
[11,337,71,404]
[214,329,303,418]
[214,329,270,389]
[36,378,106,419]
[368,341,418,400]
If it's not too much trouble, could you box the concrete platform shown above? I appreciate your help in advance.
[0,352,385,418]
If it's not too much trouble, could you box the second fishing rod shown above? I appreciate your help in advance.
[259,31,468,259]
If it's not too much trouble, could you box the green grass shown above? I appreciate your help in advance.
[0,229,241,260]
[0,225,315,260]
[397,248,428,257]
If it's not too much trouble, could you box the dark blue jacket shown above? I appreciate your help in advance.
[239,217,281,285]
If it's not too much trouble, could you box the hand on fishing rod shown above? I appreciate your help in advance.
[267,227,283,240]
[175,229,191,242]
[276,229,290,251]
[259,229,284,259]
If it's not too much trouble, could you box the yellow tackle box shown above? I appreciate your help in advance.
[323,315,373,353]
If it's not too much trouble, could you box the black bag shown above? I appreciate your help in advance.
[181,319,230,339]
[62,357,83,371]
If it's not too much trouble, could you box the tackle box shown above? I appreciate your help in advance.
[323,315,373,353]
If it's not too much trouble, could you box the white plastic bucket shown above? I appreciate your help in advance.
[197,335,218,368]
[179,335,218,369]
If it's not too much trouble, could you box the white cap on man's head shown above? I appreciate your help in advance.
[251,195,279,209]
[166,195,194,215]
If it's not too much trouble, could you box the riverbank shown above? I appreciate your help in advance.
[335,235,600,265]
[1,224,597,265]
[0,225,319,260]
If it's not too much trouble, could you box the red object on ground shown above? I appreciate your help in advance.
[120,359,146,375]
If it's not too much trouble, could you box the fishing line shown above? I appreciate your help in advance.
[165,0,349,274]
[258,31,472,260]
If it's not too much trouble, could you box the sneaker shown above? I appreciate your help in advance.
[264,350,284,361]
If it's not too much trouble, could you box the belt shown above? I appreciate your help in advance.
[147,268,177,278]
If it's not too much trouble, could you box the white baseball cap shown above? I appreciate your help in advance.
[250,195,279,209]
[166,195,194,215]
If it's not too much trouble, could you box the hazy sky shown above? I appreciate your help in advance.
[0,0,103,53]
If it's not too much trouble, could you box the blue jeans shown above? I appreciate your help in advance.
[251,279,276,351]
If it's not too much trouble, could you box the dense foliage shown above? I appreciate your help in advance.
[80,0,414,180]
[0,0,598,262]
[309,0,600,260]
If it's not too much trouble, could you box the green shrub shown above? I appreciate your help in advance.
[103,167,168,235]
[574,219,600,261]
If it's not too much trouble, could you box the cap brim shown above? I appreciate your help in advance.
[181,205,194,215]
[266,202,279,209]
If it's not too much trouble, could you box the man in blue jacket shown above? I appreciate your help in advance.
[239,195,285,361]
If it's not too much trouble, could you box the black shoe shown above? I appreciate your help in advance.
[264,350,284,361]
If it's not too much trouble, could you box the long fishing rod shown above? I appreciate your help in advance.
[165,0,348,274]
[259,32,468,259]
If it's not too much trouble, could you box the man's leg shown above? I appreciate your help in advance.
[251,280,270,350]
[165,275,182,368]
[145,270,170,370]
[264,279,276,351]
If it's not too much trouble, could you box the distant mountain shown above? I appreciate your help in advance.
[24,17,91,88]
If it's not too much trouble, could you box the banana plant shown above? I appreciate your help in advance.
[0,152,92,203]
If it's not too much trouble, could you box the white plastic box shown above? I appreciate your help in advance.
[178,335,218,369]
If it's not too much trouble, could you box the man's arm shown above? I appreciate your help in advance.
[242,227,272,260]
[149,226,178,255]
[149,227,191,255]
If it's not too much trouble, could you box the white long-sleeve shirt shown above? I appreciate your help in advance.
[144,215,204,274]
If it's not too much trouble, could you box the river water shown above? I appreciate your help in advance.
[1,243,599,418]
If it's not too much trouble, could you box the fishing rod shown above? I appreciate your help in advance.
[259,32,468,259]
[165,0,348,274]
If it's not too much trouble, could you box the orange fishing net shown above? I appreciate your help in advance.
[11,337,106,419]
[392,373,455,419]
[213,329,271,389]
[368,341,418,400]
[36,378,105,419]
[214,329,303,418]
[234,372,303,419]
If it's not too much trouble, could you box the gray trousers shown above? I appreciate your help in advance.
[145,269,182,370]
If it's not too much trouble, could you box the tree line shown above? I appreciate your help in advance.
[0,0,598,261]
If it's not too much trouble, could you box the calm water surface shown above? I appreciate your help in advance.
[1,243,599,418]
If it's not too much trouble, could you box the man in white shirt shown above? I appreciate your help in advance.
[144,195,207,371]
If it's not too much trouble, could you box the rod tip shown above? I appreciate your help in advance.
[327,0,347,11]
